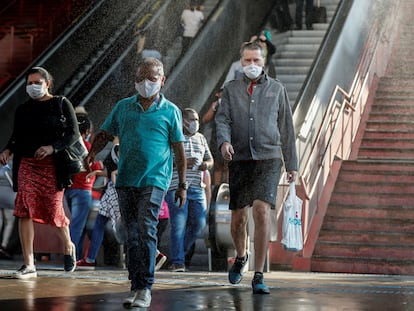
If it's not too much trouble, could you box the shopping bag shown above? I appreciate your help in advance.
[281,182,303,252]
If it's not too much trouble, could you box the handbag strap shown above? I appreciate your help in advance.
[58,96,68,128]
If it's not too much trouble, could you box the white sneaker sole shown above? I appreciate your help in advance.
[14,271,37,279]
[131,290,151,308]
[155,256,167,271]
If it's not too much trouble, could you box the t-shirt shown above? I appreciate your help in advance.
[101,94,185,191]
[181,9,204,37]
[169,132,212,190]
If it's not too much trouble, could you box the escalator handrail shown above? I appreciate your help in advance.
[62,0,159,99]
[77,0,174,107]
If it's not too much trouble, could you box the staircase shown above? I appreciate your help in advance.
[272,0,340,104]
[311,1,414,275]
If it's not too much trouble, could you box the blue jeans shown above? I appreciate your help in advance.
[165,187,207,265]
[65,188,92,259]
[117,186,164,291]
[86,213,109,262]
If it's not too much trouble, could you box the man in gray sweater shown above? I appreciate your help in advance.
[215,41,298,294]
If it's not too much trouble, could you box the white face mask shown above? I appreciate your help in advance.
[243,64,263,79]
[26,84,46,99]
[135,79,161,98]
[185,120,199,135]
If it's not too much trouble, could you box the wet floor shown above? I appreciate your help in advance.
[0,261,413,310]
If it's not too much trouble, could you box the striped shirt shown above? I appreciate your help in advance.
[169,132,213,190]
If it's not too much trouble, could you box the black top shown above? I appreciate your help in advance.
[6,96,78,157]
[5,96,79,190]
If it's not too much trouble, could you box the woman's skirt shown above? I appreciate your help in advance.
[14,156,69,227]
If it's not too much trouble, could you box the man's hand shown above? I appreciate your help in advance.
[174,188,187,208]
[85,131,113,171]
[286,170,297,183]
[220,142,234,161]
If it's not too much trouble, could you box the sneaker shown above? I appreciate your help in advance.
[155,253,167,271]
[123,291,136,308]
[228,253,248,284]
[64,243,76,272]
[252,272,270,294]
[131,289,151,308]
[168,263,185,272]
[14,265,37,279]
[76,258,96,270]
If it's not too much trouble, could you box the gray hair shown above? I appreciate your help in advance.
[239,42,264,58]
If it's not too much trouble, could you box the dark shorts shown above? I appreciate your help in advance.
[228,159,283,210]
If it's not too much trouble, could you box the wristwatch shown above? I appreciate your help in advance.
[178,181,189,190]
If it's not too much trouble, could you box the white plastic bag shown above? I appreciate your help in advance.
[281,182,303,252]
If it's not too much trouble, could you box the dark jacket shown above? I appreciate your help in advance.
[215,74,298,171]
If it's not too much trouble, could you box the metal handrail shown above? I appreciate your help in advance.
[297,21,381,244]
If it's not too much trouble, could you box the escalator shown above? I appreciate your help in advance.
[0,0,276,150]
[0,0,186,148]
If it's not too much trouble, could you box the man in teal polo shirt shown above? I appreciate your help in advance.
[86,57,187,308]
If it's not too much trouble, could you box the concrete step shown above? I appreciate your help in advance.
[375,93,414,100]
[322,216,414,233]
[370,103,414,114]
[365,120,414,131]
[378,76,414,85]
[360,137,414,148]
[274,59,313,66]
[358,146,414,160]
[362,131,414,140]
[332,181,414,197]
[283,82,303,90]
[287,37,324,44]
[317,229,414,245]
[313,242,414,260]
[276,74,307,83]
[276,66,310,75]
[276,50,318,58]
[329,193,412,208]
[311,256,414,274]
[341,160,414,171]
[278,44,321,52]
[290,29,326,37]
[337,170,414,184]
